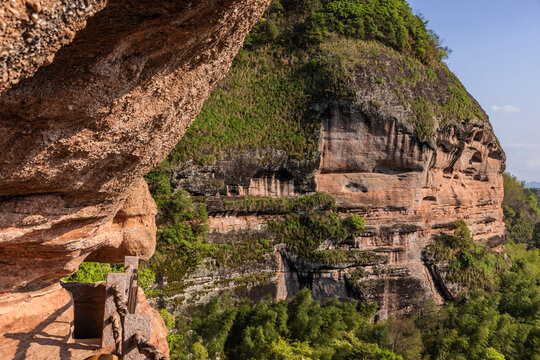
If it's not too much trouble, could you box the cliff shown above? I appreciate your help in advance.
[0,0,270,358]
[152,34,505,317]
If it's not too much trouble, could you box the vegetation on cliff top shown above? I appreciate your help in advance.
[161,0,485,169]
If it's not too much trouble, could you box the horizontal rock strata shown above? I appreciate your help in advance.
[168,88,505,318]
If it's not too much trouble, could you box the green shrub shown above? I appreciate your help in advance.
[426,68,437,82]
[62,262,123,283]
[503,173,540,248]
[63,261,156,296]
[423,221,508,292]
[160,308,176,330]
[211,237,275,268]
[411,97,435,142]
[304,0,447,64]
[138,267,157,296]
[223,193,337,213]
[269,210,365,260]
[148,188,211,295]
[441,84,485,123]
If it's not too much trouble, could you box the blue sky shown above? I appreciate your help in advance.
[408,0,540,182]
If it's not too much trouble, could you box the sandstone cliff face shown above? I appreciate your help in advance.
[315,101,505,316]
[166,47,506,317]
[0,0,270,357]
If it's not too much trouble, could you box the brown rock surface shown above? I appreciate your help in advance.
[315,103,505,316]
[0,0,271,358]
[85,178,158,264]
[0,0,107,93]
[165,43,506,317]
[137,288,169,359]
[0,284,85,360]
[0,0,271,292]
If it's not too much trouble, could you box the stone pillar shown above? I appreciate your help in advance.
[102,273,129,350]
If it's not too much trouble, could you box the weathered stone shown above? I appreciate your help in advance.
[0,282,168,359]
[102,273,129,350]
[0,0,107,93]
[160,56,506,318]
[0,284,77,360]
[0,0,271,293]
[123,314,151,360]
[137,288,169,359]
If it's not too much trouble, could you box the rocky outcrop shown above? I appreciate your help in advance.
[0,0,108,93]
[0,0,270,357]
[84,178,158,264]
[166,45,506,317]
[0,0,271,294]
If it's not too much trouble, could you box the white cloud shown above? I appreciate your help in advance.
[492,105,521,113]
[505,143,540,150]
[526,159,540,168]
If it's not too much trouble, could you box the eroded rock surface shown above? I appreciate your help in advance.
[0,0,271,293]
[164,48,506,317]
[0,283,168,359]
[0,0,270,358]
[0,0,107,93]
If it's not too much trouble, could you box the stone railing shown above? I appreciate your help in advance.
[101,256,166,360]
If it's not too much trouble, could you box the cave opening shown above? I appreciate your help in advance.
[470,151,483,164]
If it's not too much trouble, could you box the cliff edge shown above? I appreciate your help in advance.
[0,0,270,358]
[149,3,506,318]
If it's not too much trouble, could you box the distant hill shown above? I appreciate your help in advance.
[525,181,540,189]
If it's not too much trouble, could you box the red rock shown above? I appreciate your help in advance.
[0,283,170,359]
[0,0,271,292]
[0,0,271,358]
